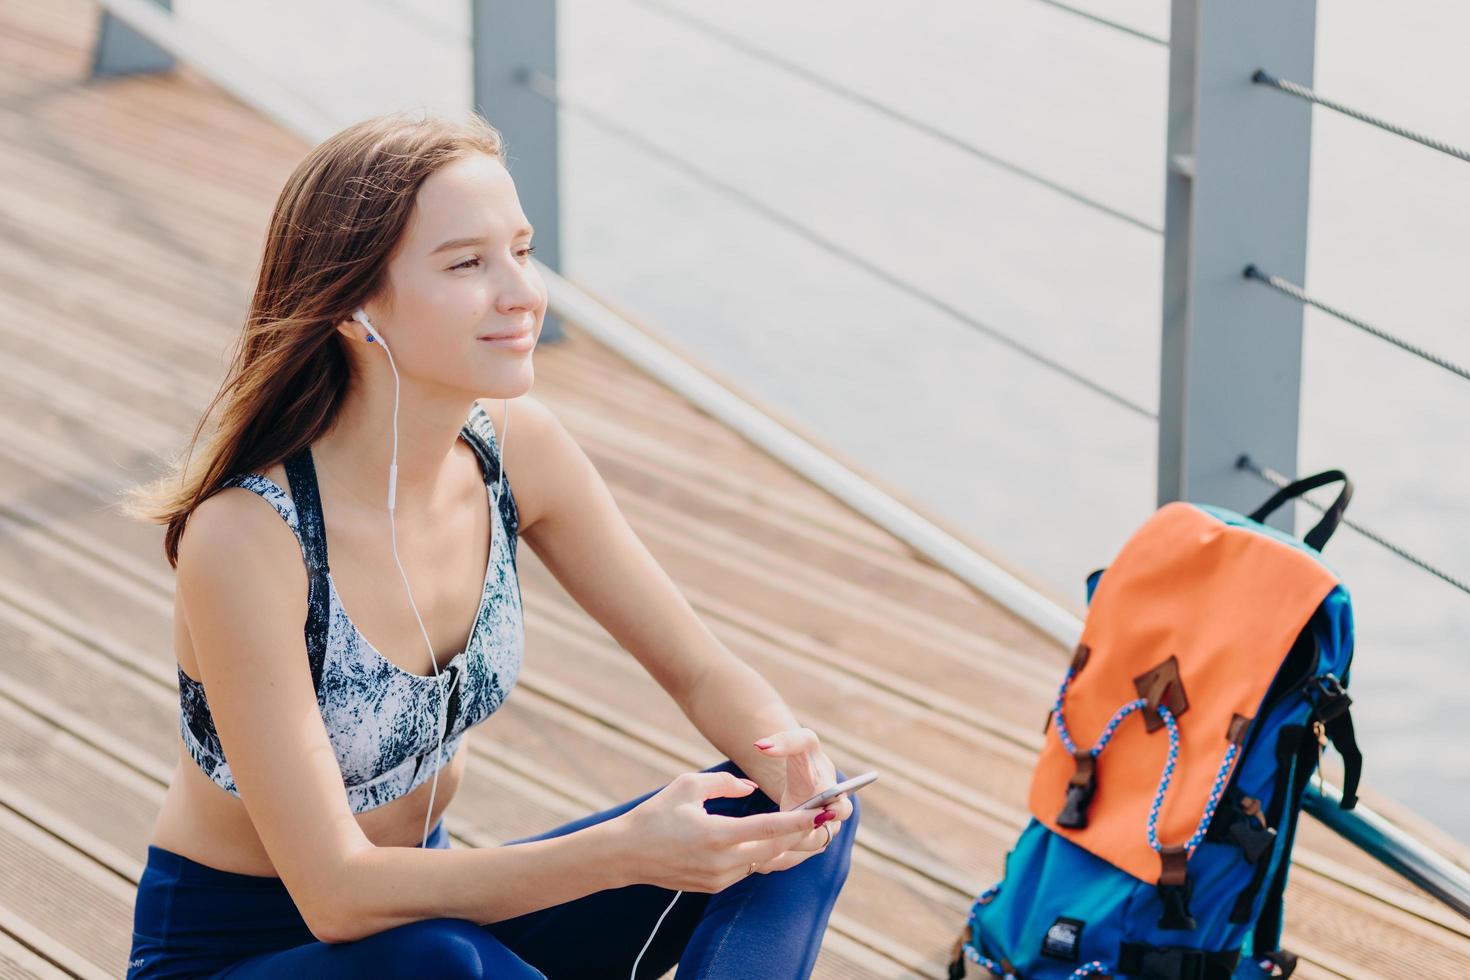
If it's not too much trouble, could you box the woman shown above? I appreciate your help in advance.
[120,110,857,978]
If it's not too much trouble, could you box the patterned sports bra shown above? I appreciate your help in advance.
[177,400,525,813]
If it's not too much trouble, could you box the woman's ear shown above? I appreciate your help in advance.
[336,310,371,344]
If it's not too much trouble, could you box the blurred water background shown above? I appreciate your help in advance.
[170,0,1469,841]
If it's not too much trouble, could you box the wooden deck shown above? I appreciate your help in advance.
[2,1,1469,976]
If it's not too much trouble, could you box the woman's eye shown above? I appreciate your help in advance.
[450,245,534,271]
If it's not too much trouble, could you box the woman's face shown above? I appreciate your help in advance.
[353,151,546,398]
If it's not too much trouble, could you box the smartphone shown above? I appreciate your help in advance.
[793,770,879,810]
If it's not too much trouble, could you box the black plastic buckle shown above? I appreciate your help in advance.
[1156,846,1196,931]
[1258,949,1299,978]
[1227,818,1277,865]
[1122,943,1240,980]
[1156,881,1198,932]
[1306,674,1352,722]
[1205,791,1276,864]
[1139,948,1206,980]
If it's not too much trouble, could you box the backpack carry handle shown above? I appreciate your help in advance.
[1245,467,1353,552]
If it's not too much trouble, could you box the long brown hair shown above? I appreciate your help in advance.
[116,109,507,568]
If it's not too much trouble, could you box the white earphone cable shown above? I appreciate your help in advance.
[631,889,682,979]
[353,309,508,851]
[356,310,671,970]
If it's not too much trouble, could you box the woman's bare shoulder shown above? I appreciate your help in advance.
[177,472,308,620]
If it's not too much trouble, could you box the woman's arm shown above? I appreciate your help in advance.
[500,396,798,801]
[178,489,636,945]
[329,819,631,942]
[672,655,801,798]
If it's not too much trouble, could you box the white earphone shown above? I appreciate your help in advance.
[353,308,674,975]
[351,308,509,851]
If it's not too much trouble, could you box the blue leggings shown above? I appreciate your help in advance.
[128,760,857,978]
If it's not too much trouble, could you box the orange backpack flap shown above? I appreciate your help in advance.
[1028,502,1341,885]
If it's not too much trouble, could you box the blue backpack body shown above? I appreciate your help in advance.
[949,472,1361,980]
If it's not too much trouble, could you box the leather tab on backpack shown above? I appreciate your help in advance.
[947,928,968,979]
[1057,751,1098,829]
[1135,655,1190,732]
[1226,713,1251,745]
[1070,642,1091,674]
[1157,844,1190,887]
[1068,750,1096,789]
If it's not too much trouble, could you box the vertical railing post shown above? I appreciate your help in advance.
[91,0,175,78]
[1157,0,1317,529]
[472,0,564,343]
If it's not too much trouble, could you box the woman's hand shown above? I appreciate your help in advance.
[748,727,852,873]
[615,771,830,893]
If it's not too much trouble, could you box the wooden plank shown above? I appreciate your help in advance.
[0,806,131,979]
[0,928,71,980]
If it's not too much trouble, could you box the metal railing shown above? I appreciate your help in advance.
[494,0,1470,921]
[1227,58,1470,596]
[87,0,1470,921]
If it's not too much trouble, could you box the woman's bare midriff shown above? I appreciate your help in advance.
[149,447,491,877]
[149,738,465,876]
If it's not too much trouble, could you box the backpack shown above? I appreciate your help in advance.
[948,470,1362,980]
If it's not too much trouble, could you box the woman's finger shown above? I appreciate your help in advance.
[750,820,842,874]
[812,794,852,823]
[775,818,842,860]
[753,849,812,874]
[728,824,821,868]
[752,727,820,758]
[824,795,853,822]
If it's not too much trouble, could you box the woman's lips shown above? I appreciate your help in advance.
[478,331,534,350]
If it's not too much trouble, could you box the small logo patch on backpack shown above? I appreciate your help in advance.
[1040,916,1084,961]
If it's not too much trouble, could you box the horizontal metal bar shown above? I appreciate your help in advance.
[1252,68,1470,164]
[1024,0,1168,47]
[1237,454,1470,597]
[624,0,1163,235]
[1304,782,1470,920]
[519,68,1159,421]
[1244,264,1470,384]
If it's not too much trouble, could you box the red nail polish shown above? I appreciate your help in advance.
[814,810,836,827]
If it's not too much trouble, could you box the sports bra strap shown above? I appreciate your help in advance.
[282,445,331,574]
[463,401,519,543]
[462,402,504,483]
